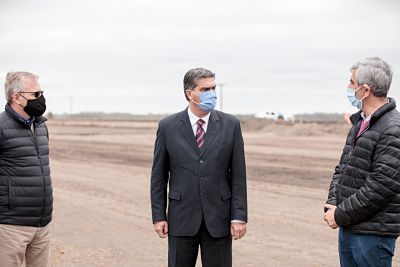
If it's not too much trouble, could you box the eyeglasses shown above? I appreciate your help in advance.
[19,90,44,99]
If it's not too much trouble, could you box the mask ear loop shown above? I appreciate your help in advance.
[187,90,200,105]
[357,85,369,102]
[13,92,27,109]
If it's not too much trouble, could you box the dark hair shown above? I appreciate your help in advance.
[183,68,215,100]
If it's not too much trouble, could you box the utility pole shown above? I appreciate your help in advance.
[217,83,226,112]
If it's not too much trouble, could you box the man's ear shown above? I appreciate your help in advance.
[363,84,372,98]
[186,90,192,100]
[11,93,22,105]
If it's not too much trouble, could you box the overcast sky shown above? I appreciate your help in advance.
[1,0,399,115]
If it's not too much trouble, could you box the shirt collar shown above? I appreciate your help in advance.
[187,107,211,127]
[361,98,390,122]
[360,112,371,122]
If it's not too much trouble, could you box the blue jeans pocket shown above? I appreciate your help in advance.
[378,236,396,266]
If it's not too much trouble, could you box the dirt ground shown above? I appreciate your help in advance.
[45,118,400,267]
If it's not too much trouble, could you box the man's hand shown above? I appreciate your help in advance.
[154,221,168,238]
[324,204,338,229]
[231,222,246,240]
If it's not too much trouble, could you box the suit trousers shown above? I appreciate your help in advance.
[0,223,51,267]
[168,220,232,267]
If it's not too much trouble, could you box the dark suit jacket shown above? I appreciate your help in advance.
[151,108,247,238]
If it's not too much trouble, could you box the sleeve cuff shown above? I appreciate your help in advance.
[231,220,246,223]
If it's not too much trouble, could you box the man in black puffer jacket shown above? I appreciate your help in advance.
[0,72,52,267]
[324,57,400,267]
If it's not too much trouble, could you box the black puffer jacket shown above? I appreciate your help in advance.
[326,98,400,236]
[0,105,53,227]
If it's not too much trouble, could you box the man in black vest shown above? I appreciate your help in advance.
[151,68,247,267]
[325,57,400,266]
[0,72,52,267]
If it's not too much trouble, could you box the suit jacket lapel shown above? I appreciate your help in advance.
[178,108,201,156]
[200,110,220,157]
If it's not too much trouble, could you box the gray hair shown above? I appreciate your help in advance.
[4,71,39,103]
[351,57,393,97]
[183,68,215,100]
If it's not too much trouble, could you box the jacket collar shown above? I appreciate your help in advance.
[5,104,47,127]
[350,97,396,126]
[178,108,220,156]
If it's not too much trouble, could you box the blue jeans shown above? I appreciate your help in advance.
[339,227,397,267]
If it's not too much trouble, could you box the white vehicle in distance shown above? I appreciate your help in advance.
[255,110,295,123]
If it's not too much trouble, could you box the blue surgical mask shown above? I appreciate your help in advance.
[346,86,365,110]
[191,90,217,113]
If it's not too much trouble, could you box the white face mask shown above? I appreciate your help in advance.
[346,86,366,110]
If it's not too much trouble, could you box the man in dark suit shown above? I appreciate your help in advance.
[151,68,248,267]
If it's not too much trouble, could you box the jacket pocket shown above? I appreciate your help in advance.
[168,190,181,201]
[221,190,232,201]
[216,142,228,149]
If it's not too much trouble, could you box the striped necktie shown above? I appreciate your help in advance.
[196,119,205,148]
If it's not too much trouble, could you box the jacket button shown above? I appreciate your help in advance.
[200,160,204,164]
[200,177,204,180]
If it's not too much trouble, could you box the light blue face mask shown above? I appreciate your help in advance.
[346,86,366,110]
[191,90,217,113]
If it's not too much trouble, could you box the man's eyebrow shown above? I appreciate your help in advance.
[201,86,216,90]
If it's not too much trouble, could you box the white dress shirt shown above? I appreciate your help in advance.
[187,107,211,136]
[360,112,372,122]
[187,107,245,224]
